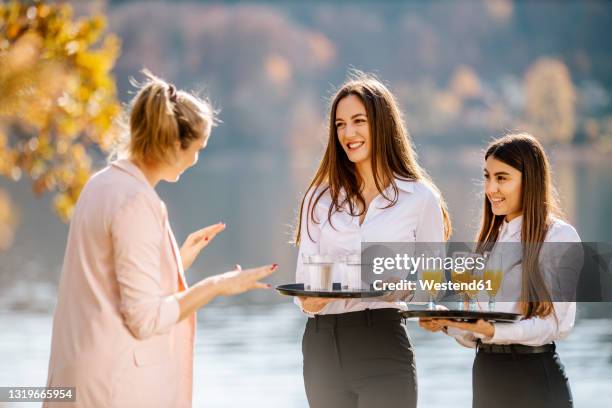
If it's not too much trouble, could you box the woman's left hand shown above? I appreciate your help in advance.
[180,222,226,270]
[436,318,495,339]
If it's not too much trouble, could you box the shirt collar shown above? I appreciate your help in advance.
[500,215,523,238]
[336,176,415,200]
[393,178,415,193]
[110,159,153,189]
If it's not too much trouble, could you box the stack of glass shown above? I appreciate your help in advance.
[301,253,363,292]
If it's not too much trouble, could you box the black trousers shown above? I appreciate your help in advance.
[302,308,417,408]
[473,345,573,408]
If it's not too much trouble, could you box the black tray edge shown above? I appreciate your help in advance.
[275,283,390,299]
[399,310,522,323]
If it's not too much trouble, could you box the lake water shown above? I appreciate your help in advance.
[1,304,611,408]
[1,148,611,407]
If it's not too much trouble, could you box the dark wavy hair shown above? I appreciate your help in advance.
[295,71,452,245]
[476,133,564,319]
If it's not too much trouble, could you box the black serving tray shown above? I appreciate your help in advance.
[275,283,391,299]
[400,309,522,323]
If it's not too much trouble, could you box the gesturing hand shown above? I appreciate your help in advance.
[214,264,279,296]
[175,263,279,321]
[180,222,226,271]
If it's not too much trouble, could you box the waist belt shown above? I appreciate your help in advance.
[476,340,556,354]
[307,308,402,368]
[309,308,401,329]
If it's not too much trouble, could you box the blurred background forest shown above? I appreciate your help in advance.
[2,0,612,251]
[1,1,611,407]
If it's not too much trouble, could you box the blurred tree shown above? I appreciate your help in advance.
[484,0,513,24]
[449,65,482,100]
[0,188,17,250]
[524,57,576,143]
[0,0,121,246]
[110,2,335,152]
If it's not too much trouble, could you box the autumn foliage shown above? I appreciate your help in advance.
[0,1,121,248]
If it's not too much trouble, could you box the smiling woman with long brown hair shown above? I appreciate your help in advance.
[294,71,451,408]
[420,133,581,408]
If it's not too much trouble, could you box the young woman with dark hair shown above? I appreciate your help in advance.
[294,71,451,408]
[420,133,581,408]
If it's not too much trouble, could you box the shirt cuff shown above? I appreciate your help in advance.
[491,322,520,343]
[158,295,180,332]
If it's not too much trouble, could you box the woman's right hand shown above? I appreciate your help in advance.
[418,304,449,333]
[418,319,446,333]
[213,264,278,296]
[298,297,337,313]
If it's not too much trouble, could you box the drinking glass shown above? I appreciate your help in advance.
[343,253,363,291]
[422,250,444,309]
[310,254,334,291]
[451,251,469,311]
[301,253,314,290]
[484,251,503,311]
[465,252,485,311]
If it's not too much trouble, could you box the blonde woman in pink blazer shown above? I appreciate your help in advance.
[44,71,277,408]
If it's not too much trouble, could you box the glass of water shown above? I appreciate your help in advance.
[310,254,334,291]
[342,253,363,291]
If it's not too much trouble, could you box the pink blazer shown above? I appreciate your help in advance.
[44,160,196,408]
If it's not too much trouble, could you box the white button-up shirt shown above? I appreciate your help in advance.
[448,215,581,347]
[295,178,445,315]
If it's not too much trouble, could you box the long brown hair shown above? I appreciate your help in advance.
[476,133,564,319]
[295,71,451,245]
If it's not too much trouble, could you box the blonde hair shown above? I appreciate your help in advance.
[125,69,215,166]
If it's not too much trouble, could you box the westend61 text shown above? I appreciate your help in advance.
[373,279,493,292]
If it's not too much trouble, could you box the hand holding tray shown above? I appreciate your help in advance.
[400,309,521,323]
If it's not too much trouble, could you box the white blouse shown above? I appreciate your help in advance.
[447,215,582,347]
[295,178,445,315]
